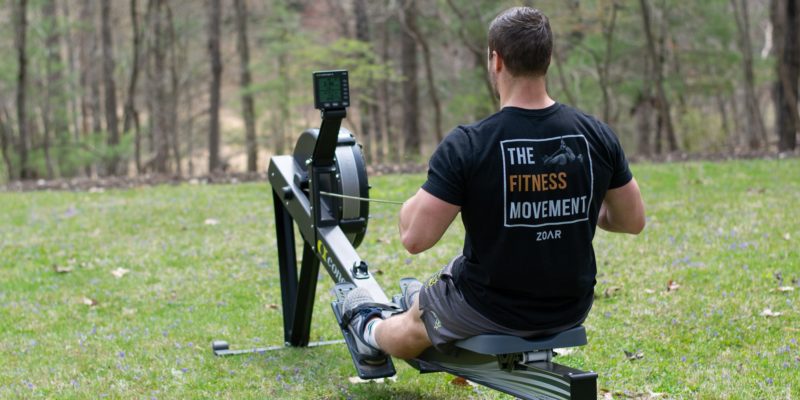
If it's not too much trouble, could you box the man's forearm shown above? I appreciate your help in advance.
[397,189,461,254]
[597,202,626,233]
[597,179,645,234]
[398,200,413,238]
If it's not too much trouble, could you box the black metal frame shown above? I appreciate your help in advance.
[267,106,392,349]
[273,190,319,347]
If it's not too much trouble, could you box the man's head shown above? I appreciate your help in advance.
[488,7,553,78]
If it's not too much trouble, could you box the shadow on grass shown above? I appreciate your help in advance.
[344,385,452,400]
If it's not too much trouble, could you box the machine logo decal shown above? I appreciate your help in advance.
[317,240,345,283]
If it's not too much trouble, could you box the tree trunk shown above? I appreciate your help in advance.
[234,0,257,172]
[729,93,745,147]
[633,91,654,156]
[634,48,655,156]
[78,0,96,177]
[45,0,70,176]
[101,0,120,174]
[0,107,15,180]
[88,2,104,148]
[444,0,498,112]
[148,0,169,173]
[402,1,443,144]
[15,0,31,180]
[732,0,768,150]
[378,15,392,163]
[553,46,578,107]
[60,0,81,177]
[773,0,799,151]
[400,0,420,158]
[166,3,181,175]
[354,0,373,161]
[186,84,195,176]
[276,50,291,157]
[39,109,55,179]
[715,94,732,147]
[123,0,143,175]
[639,0,677,154]
[326,0,351,37]
[207,0,223,172]
[42,0,66,179]
[601,4,618,124]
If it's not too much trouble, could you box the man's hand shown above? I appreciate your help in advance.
[598,178,645,234]
[399,189,461,254]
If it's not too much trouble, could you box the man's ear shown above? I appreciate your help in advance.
[491,50,504,73]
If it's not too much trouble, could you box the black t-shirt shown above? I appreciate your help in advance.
[422,103,633,330]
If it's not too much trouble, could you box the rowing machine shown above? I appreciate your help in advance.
[213,69,597,399]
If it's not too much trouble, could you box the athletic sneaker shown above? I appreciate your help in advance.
[399,278,423,311]
[340,287,387,365]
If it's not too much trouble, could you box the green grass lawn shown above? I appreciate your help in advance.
[0,158,798,399]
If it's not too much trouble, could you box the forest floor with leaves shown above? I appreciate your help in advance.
[0,158,798,399]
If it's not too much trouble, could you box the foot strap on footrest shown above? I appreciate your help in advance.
[339,302,394,327]
[332,283,396,380]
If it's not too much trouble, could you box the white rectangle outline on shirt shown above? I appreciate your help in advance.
[500,135,594,228]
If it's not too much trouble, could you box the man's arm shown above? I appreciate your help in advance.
[399,189,461,254]
[598,177,645,234]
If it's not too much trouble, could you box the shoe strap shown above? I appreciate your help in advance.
[340,303,387,327]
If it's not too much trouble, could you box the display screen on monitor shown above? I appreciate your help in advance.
[314,70,349,110]
[317,76,342,103]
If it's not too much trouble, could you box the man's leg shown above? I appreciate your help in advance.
[373,299,431,359]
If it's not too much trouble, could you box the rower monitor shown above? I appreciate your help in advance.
[313,70,350,110]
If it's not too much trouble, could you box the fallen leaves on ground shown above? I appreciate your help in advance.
[624,350,644,361]
[554,347,576,356]
[666,280,681,292]
[204,218,220,225]
[774,286,795,292]
[604,286,622,298]
[450,376,470,386]
[760,308,782,317]
[348,376,397,384]
[81,297,98,307]
[265,303,279,310]
[111,268,130,278]
[52,264,73,274]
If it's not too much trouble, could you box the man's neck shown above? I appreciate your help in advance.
[498,75,555,110]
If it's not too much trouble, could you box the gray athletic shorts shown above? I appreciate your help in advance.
[417,256,589,354]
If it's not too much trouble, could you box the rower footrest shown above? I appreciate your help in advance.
[331,283,396,380]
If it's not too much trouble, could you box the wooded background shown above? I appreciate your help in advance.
[0,0,797,182]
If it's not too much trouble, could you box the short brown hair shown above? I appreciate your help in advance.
[488,7,553,77]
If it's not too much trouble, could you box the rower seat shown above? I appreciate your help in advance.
[454,325,588,355]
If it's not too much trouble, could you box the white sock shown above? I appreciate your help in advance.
[363,318,382,349]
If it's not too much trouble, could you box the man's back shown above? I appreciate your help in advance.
[340,6,644,364]
[423,103,633,330]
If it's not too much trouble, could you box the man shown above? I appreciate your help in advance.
[341,6,645,364]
